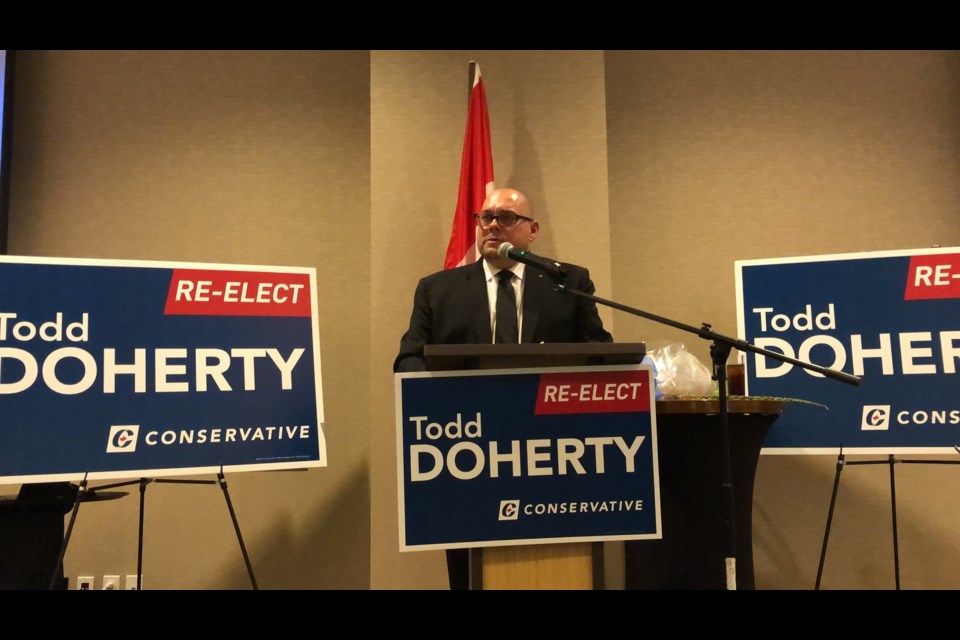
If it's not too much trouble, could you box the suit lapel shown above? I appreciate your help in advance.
[521,269,549,343]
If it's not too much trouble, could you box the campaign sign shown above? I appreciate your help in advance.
[395,365,660,550]
[0,256,325,483]
[736,247,960,453]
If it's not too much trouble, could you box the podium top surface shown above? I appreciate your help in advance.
[424,342,645,371]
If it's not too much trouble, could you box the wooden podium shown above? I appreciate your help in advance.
[424,342,646,590]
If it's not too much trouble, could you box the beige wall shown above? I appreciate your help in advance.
[606,51,960,362]
[4,50,960,589]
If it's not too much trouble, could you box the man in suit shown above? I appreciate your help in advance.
[394,187,612,373]
[393,187,613,589]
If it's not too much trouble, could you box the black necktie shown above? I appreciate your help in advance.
[495,270,518,344]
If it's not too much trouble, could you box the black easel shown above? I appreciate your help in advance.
[552,280,861,589]
[48,467,258,590]
[815,446,960,590]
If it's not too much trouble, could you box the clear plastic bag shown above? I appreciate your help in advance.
[646,342,715,397]
[640,353,663,399]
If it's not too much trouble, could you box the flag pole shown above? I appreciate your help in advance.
[468,60,477,98]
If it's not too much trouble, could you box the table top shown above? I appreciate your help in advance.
[656,396,786,415]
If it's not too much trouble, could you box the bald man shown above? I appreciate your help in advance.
[394,188,613,589]
[394,187,612,370]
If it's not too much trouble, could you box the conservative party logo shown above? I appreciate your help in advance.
[107,425,140,452]
[498,499,520,521]
[861,406,891,431]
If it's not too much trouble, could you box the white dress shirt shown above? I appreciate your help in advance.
[482,259,525,343]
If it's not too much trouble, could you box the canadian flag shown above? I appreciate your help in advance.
[443,62,495,269]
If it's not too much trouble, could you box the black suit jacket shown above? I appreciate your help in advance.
[394,260,613,372]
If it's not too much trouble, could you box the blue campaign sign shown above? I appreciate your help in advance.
[736,247,960,453]
[0,256,325,482]
[395,365,660,550]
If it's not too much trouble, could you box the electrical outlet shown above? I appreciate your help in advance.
[77,575,95,590]
[102,575,120,590]
[124,574,141,590]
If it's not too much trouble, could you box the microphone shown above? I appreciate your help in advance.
[497,242,567,280]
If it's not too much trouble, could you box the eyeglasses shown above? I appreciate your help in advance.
[474,210,534,229]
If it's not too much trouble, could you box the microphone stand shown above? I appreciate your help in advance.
[551,275,860,590]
